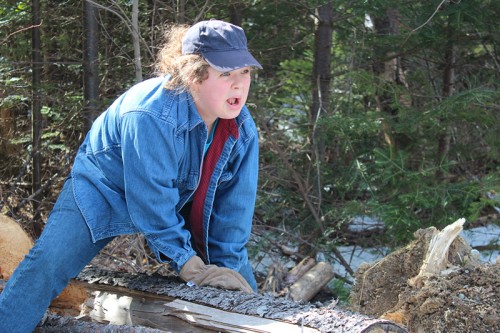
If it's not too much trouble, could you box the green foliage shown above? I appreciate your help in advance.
[329,278,351,304]
[254,0,499,253]
[360,148,478,242]
[0,1,28,18]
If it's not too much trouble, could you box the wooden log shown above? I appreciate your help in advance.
[1,267,407,332]
[284,256,316,285]
[289,261,335,302]
[0,216,402,332]
[0,214,33,280]
[83,287,215,333]
[73,266,407,333]
[0,213,84,316]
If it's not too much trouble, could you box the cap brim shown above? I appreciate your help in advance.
[203,49,263,72]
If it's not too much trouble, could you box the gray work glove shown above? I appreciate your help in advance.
[179,255,253,293]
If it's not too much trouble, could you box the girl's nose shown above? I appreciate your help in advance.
[232,75,244,89]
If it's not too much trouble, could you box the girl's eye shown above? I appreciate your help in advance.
[242,68,250,74]
[220,72,231,77]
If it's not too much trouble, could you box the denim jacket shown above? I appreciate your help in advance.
[70,76,259,288]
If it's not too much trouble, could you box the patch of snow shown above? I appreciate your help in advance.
[347,216,384,232]
[461,224,500,263]
[332,246,390,280]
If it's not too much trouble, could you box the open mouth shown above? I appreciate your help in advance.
[227,98,240,106]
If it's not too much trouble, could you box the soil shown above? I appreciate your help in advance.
[349,226,499,333]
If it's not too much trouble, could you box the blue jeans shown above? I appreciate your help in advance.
[0,178,113,333]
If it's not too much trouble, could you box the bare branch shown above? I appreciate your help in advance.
[84,0,154,59]
[1,20,43,46]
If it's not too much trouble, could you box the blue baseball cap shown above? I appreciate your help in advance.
[182,20,262,72]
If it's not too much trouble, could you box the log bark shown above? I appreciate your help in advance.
[70,267,406,332]
[34,314,168,333]
[1,266,407,332]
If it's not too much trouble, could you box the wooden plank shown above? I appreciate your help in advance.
[163,299,320,333]
[86,288,319,333]
[87,290,215,332]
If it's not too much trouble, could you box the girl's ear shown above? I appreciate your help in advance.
[188,78,202,95]
[192,76,205,87]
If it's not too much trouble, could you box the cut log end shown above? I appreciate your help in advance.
[0,214,33,280]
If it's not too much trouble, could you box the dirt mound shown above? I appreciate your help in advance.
[395,263,499,332]
[350,222,499,333]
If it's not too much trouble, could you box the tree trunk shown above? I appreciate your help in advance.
[435,19,455,179]
[175,0,186,24]
[372,9,410,154]
[310,1,334,158]
[83,0,100,133]
[309,1,334,222]
[0,94,19,158]
[26,267,408,333]
[230,4,243,27]
[31,0,43,236]
[131,0,143,83]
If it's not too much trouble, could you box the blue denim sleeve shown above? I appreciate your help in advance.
[120,111,196,271]
[207,123,259,281]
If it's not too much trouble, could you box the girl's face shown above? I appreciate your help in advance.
[190,66,252,128]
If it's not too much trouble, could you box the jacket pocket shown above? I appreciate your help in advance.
[219,170,233,184]
[177,170,199,190]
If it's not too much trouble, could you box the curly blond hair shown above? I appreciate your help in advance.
[155,24,209,91]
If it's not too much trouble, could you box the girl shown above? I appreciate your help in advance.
[0,19,262,332]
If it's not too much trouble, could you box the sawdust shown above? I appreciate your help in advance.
[350,226,499,333]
